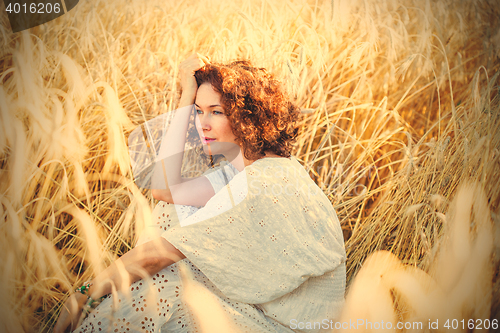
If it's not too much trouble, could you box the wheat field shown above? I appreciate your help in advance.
[0,0,499,332]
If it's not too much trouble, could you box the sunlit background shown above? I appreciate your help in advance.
[0,0,498,331]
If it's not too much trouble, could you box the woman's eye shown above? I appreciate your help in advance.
[196,109,203,114]
[213,110,224,115]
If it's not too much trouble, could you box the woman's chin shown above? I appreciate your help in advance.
[202,142,239,157]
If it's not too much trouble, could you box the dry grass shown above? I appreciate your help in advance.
[0,0,499,332]
[340,182,495,332]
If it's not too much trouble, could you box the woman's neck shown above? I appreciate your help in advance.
[224,149,249,172]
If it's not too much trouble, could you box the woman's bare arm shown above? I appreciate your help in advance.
[151,54,216,206]
[54,238,184,333]
[87,238,184,299]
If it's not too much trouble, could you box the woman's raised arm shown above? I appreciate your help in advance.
[151,54,216,206]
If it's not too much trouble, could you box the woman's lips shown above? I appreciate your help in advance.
[204,137,216,143]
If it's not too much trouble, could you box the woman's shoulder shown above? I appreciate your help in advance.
[247,156,333,209]
[247,156,307,178]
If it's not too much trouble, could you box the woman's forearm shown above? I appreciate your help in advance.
[86,238,185,300]
[152,102,193,191]
[151,90,200,202]
[151,95,194,202]
[152,54,206,201]
[156,94,195,162]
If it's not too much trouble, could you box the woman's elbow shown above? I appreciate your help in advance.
[151,189,162,200]
[151,189,173,203]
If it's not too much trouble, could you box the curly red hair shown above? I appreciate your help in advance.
[194,61,300,160]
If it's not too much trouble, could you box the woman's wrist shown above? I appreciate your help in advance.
[178,94,196,108]
[74,280,108,303]
[73,280,108,315]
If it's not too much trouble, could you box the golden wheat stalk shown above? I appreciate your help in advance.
[0,0,498,331]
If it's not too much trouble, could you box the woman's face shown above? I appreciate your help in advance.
[195,83,240,157]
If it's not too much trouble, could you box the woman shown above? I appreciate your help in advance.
[54,55,346,333]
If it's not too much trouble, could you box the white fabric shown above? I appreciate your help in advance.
[202,160,239,194]
[74,157,346,333]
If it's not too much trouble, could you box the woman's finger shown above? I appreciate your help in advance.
[197,53,210,65]
[180,53,209,72]
[53,308,70,333]
[54,294,86,333]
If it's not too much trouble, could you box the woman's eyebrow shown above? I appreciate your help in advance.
[194,103,222,108]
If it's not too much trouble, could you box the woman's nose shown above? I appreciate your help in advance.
[202,120,211,130]
[196,114,211,131]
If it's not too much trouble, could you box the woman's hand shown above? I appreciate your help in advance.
[178,53,209,106]
[54,292,88,333]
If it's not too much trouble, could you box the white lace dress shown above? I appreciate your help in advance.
[74,157,346,333]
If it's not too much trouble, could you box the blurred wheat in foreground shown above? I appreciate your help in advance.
[0,0,499,332]
[340,182,495,332]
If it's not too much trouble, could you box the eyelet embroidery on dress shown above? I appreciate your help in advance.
[320,235,326,244]
[75,158,346,332]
